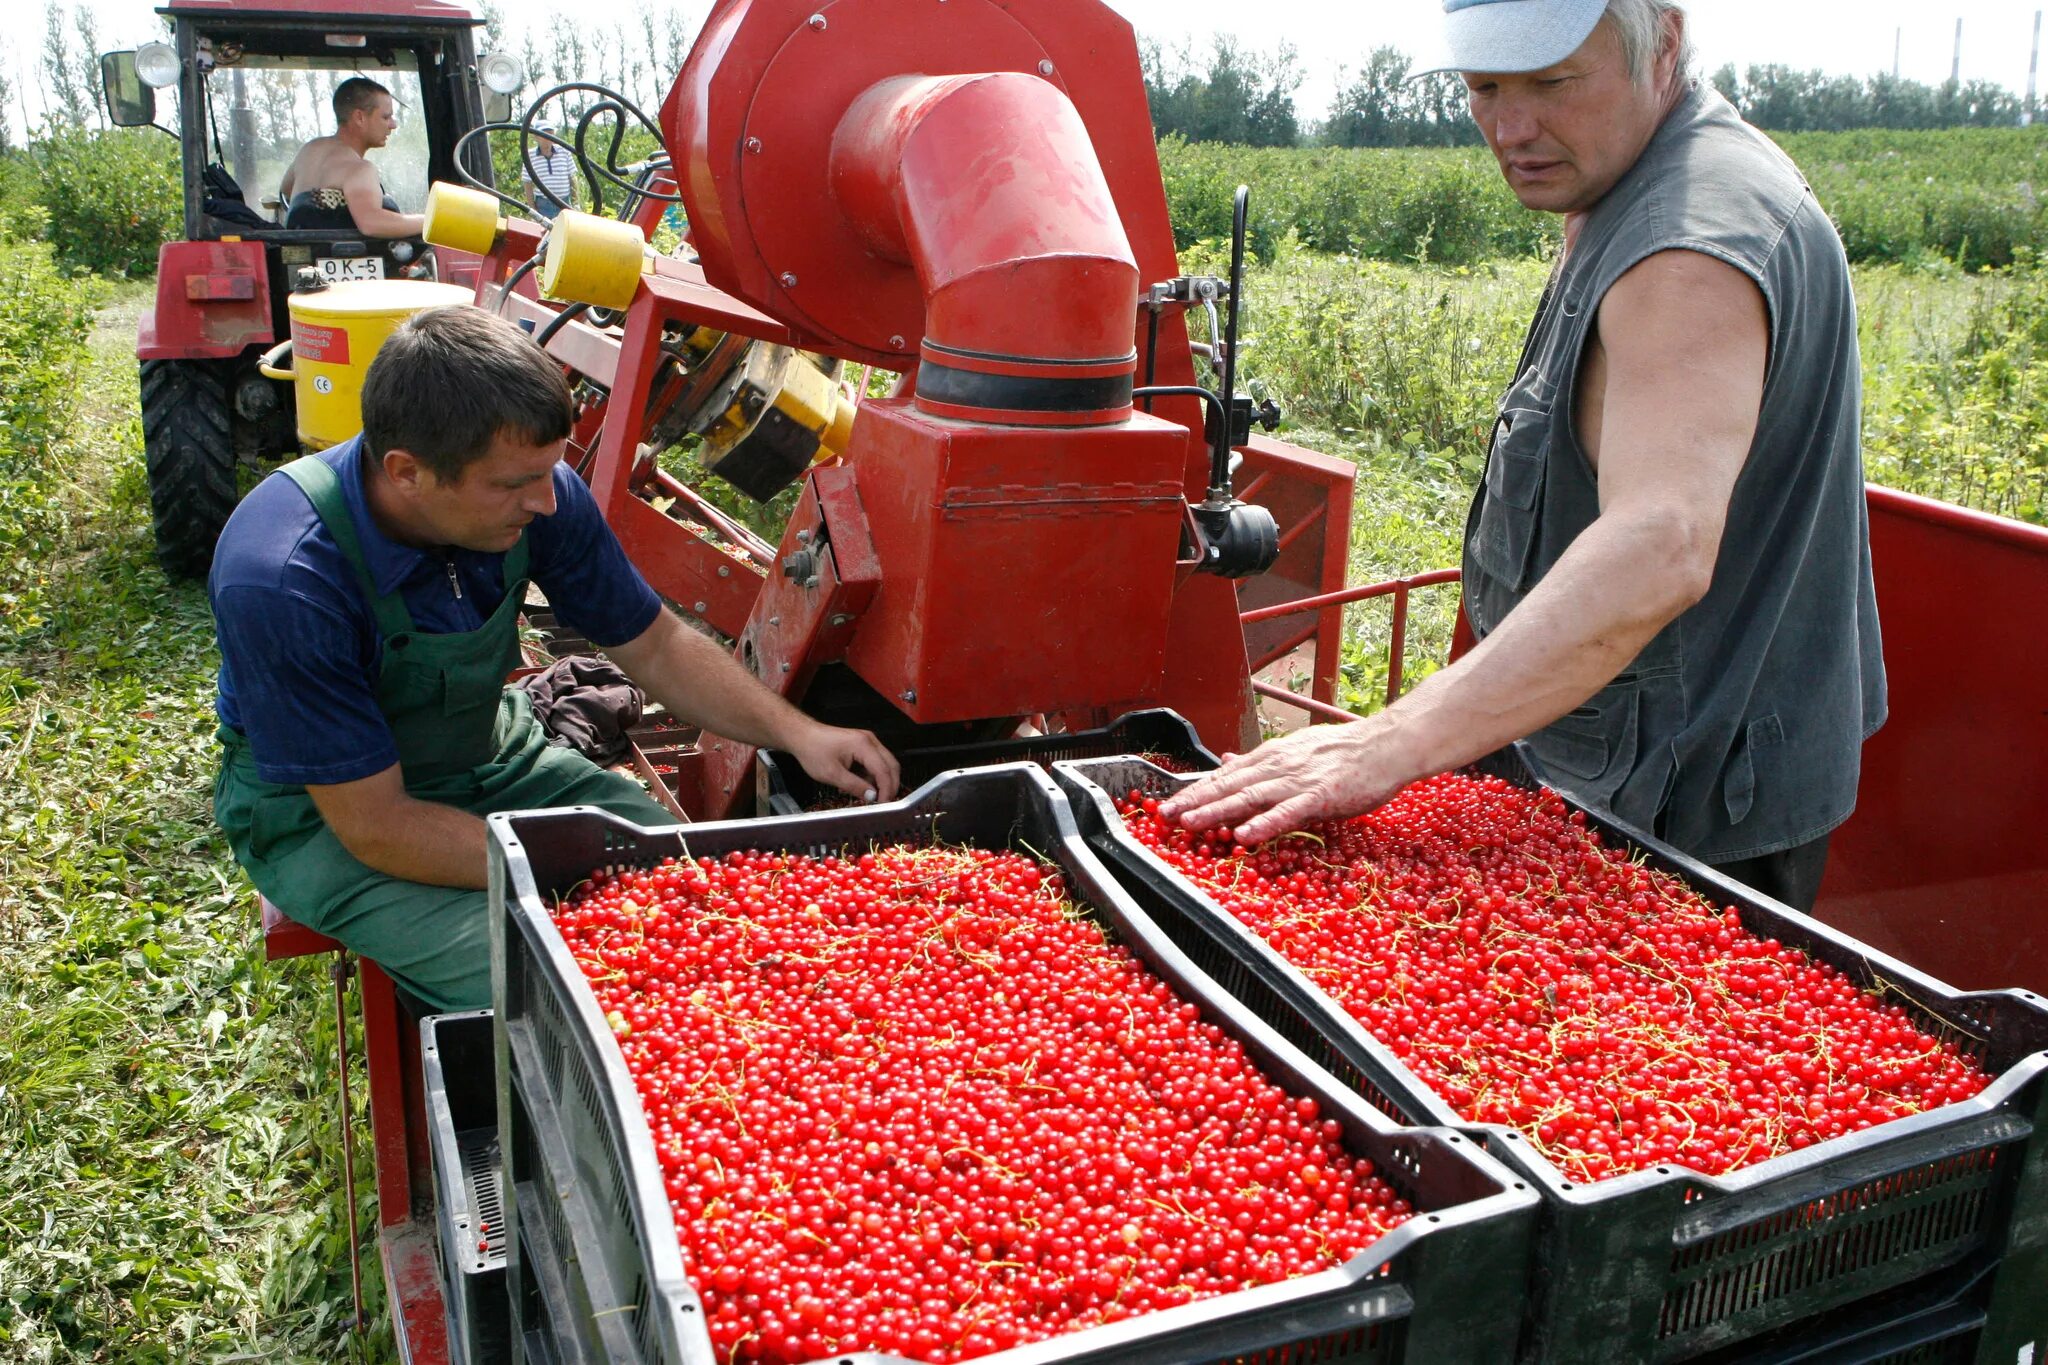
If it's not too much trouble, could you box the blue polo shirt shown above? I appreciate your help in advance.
[210,436,663,786]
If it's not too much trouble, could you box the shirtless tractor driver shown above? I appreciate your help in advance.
[278,76,425,238]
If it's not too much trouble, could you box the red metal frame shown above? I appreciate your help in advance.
[261,901,451,1365]
[1233,435,1358,707]
[1243,568,1464,712]
[138,240,275,361]
[1815,487,2048,993]
[691,467,882,817]
[162,0,477,20]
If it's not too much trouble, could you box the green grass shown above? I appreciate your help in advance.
[1225,245,2047,713]
[0,288,396,1364]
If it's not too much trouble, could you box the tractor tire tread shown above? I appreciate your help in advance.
[141,358,238,581]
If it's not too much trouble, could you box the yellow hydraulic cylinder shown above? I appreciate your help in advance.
[539,210,649,311]
[274,280,474,450]
[422,181,506,256]
[776,354,858,459]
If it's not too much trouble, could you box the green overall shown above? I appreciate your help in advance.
[213,456,672,1012]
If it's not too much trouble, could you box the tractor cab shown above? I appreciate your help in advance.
[101,0,519,578]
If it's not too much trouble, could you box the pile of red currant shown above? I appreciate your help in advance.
[553,842,1413,1363]
[1120,772,1990,1184]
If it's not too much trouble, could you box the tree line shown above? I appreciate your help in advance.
[4,2,2036,156]
[1147,38,2039,149]
[1708,65,2027,133]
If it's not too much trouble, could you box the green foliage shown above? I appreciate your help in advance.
[1322,48,1485,150]
[27,127,181,277]
[1159,137,1556,266]
[1161,128,2047,273]
[1143,37,1303,148]
[1859,257,2048,523]
[1713,64,2024,133]
[1780,128,2048,270]
[1239,247,1534,452]
[0,290,394,1363]
[0,237,103,579]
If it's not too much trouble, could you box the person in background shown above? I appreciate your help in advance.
[523,124,577,220]
[209,306,899,1012]
[278,76,423,237]
[1162,0,1883,913]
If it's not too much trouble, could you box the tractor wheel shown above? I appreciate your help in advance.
[141,358,237,580]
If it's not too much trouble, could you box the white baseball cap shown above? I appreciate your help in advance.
[1415,0,1610,76]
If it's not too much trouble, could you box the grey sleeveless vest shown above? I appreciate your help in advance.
[1462,83,1886,862]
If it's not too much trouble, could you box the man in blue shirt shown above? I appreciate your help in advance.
[210,305,898,1011]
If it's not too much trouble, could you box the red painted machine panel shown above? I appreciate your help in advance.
[841,399,1189,724]
[1815,488,2048,994]
[138,239,274,361]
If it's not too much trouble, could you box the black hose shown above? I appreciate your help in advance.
[1142,307,1161,413]
[571,99,632,215]
[452,120,558,216]
[452,122,540,215]
[534,301,589,347]
[1132,384,1223,427]
[495,253,541,315]
[520,83,682,210]
[453,83,684,238]
[1215,184,1250,495]
[616,159,676,230]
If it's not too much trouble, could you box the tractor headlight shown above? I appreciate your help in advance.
[134,41,180,88]
[478,51,524,97]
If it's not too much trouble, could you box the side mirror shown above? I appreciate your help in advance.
[484,90,515,124]
[101,51,157,128]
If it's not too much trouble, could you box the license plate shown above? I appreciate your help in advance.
[315,256,385,282]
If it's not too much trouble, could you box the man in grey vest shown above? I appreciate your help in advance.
[1162,0,1885,912]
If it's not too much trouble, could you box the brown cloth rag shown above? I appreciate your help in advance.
[515,656,646,765]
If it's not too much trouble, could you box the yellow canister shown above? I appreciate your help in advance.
[422,181,505,256]
[281,280,474,450]
[539,210,649,311]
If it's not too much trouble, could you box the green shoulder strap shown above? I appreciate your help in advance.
[279,456,416,640]
[504,522,531,586]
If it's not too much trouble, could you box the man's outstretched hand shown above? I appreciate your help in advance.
[1157,715,1420,845]
[784,721,902,804]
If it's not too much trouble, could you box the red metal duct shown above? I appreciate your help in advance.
[829,73,1140,425]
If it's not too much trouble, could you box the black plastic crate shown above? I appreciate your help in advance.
[1692,1253,1997,1365]
[423,1009,512,1365]
[486,764,1541,1365]
[1053,753,2048,1365]
[756,707,1220,815]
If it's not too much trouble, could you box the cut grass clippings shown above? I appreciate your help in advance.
[0,286,397,1364]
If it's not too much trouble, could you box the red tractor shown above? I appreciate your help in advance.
[100,0,517,578]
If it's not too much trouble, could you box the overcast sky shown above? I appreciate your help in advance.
[7,1,2041,130]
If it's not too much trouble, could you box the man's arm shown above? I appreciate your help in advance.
[606,607,902,801]
[308,765,488,888]
[342,160,425,238]
[1163,249,1768,842]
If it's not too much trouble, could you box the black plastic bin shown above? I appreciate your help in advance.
[755,707,1220,815]
[423,1009,513,1365]
[1053,752,2048,1365]
[486,764,1541,1365]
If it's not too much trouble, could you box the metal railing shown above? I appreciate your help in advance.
[1240,568,1462,720]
